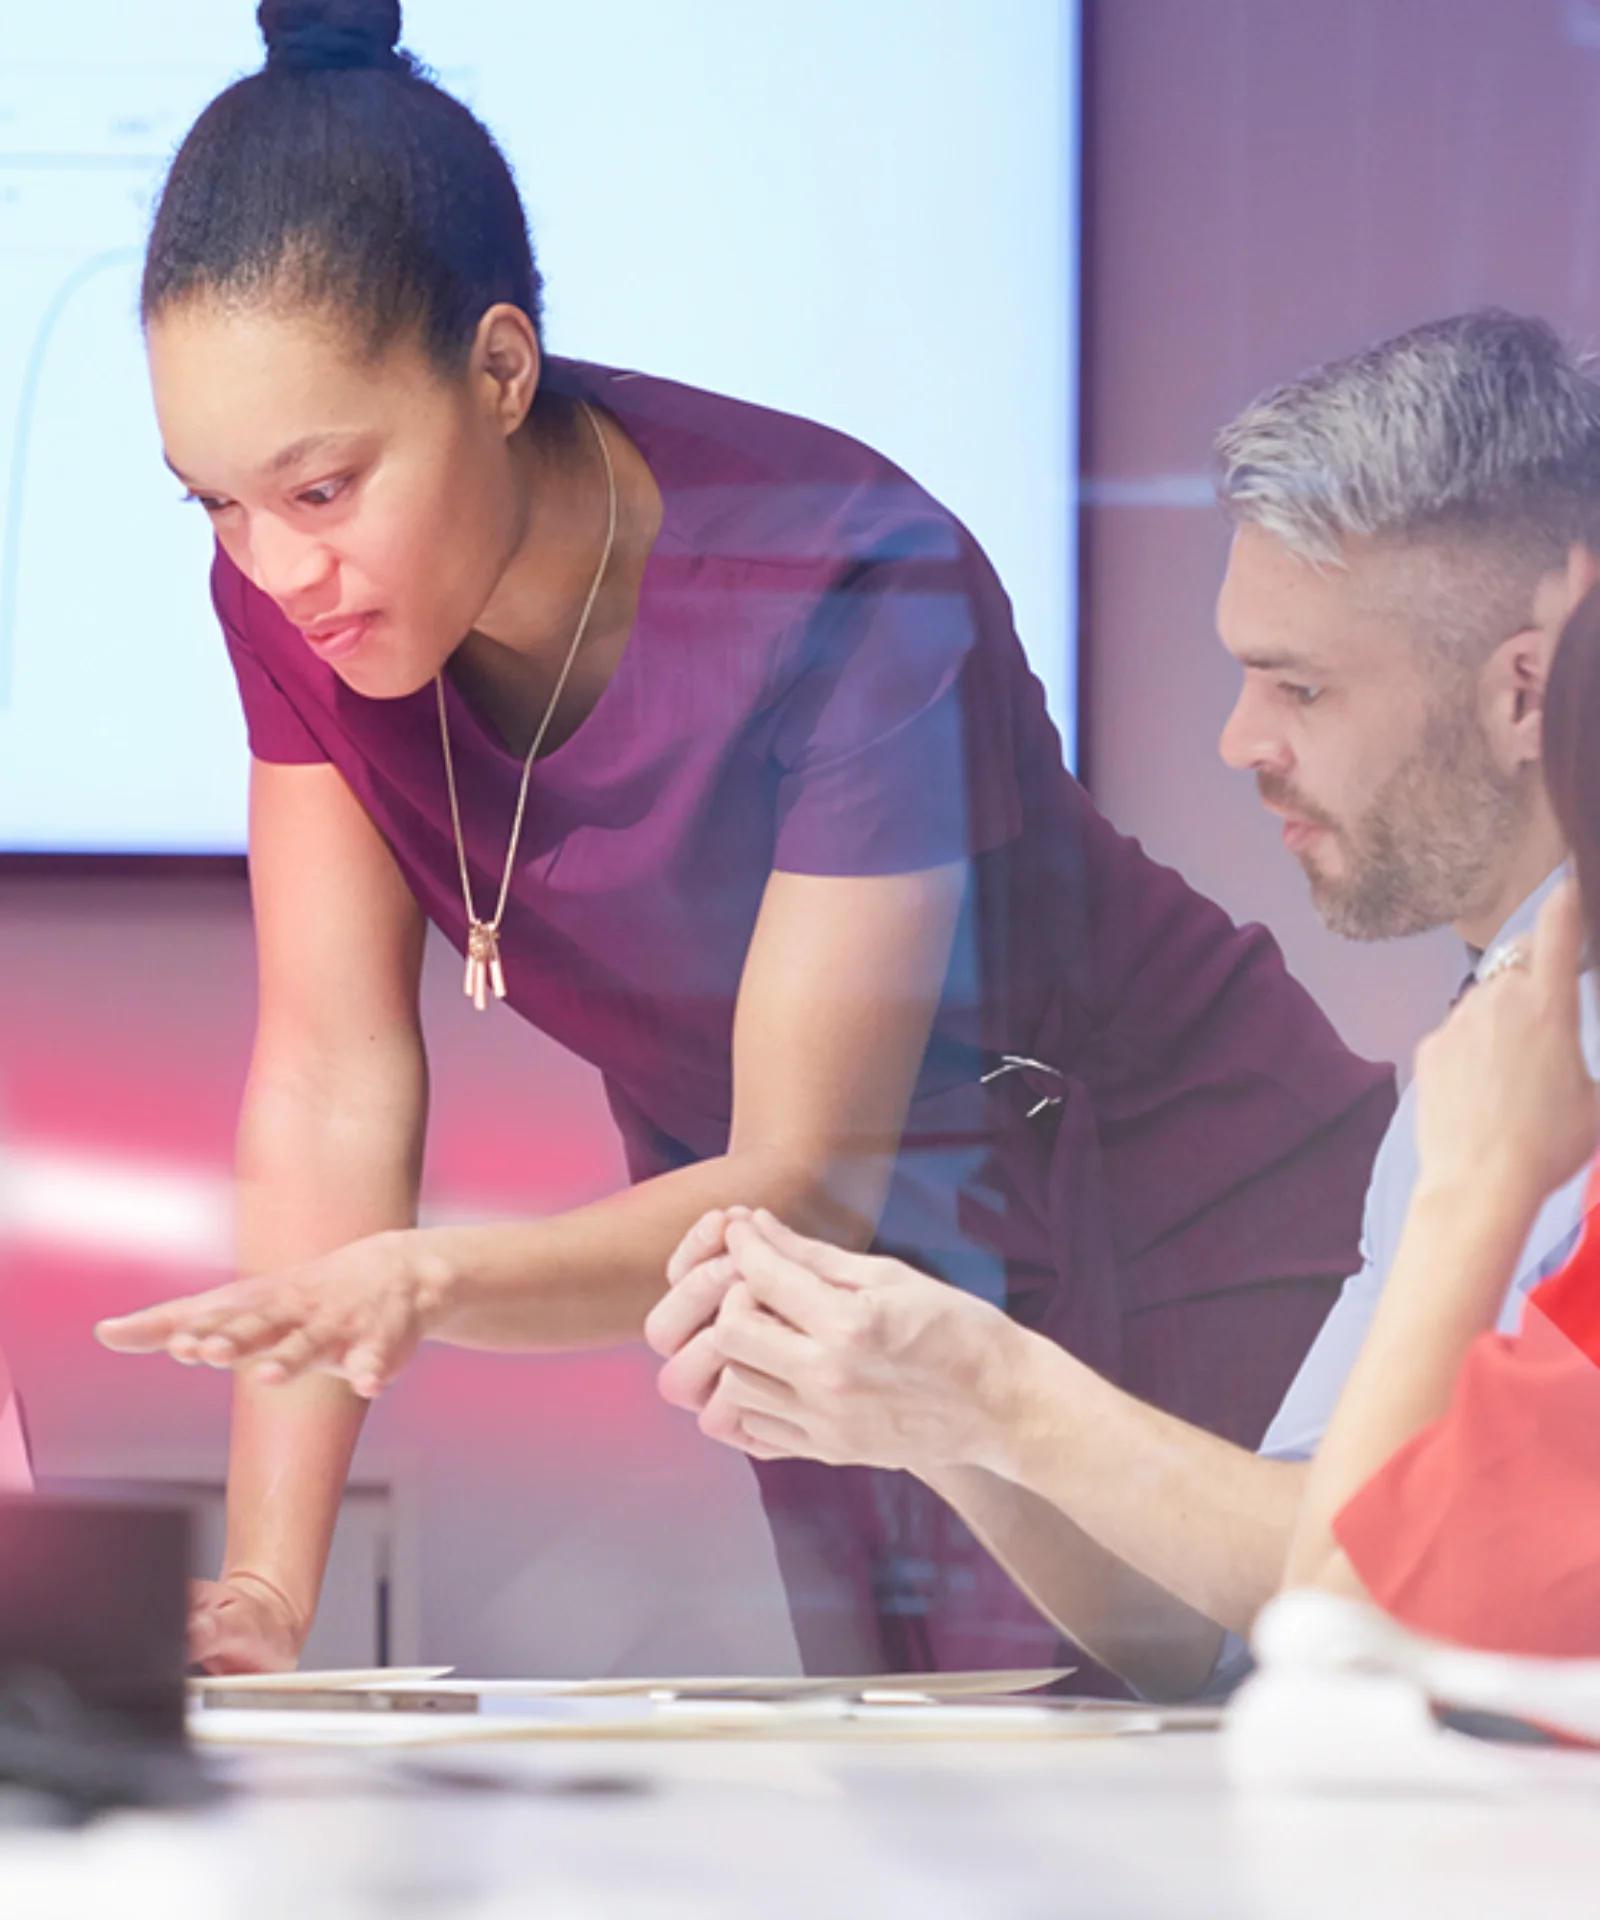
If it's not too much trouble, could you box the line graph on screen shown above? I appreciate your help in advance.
[0,4,1075,853]
[0,59,250,852]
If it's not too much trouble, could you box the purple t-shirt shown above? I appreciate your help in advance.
[217,358,1394,1672]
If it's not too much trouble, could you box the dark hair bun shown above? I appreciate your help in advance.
[257,0,404,74]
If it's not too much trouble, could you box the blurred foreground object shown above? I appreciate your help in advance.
[0,1350,28,1494]
[1226,1589,1600,1795]
[0,1498,211,1821]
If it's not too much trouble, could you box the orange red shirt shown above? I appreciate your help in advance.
[1335,1164,1600,1657]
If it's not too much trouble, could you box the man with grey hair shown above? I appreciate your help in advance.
[647,309,1600,1698]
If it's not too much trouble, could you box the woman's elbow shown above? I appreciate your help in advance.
[722,1141,891,1252]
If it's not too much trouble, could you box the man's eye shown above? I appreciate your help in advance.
[1284,683,1324,707]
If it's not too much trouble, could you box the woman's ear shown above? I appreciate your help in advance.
[471,303,541,437]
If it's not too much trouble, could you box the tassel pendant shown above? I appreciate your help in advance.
[464,922,508,1012]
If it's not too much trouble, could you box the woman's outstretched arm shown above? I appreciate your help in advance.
[180,758,428,1671]
[99,834,964,1388]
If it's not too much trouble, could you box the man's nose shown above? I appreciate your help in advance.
[245,519,337,609]
[1218,685,1289,776]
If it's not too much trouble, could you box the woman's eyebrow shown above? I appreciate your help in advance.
[259,432,365,477]
[162,435,366,490]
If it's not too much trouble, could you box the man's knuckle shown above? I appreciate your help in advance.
[814,1357,855,1401]
[839,1296,880,1350]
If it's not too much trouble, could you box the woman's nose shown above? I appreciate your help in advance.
[245,518,337,610]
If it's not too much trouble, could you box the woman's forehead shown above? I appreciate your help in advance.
[148,301,444,468]
[149,297,438,395]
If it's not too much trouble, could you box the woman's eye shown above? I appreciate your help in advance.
[181,490,230,514]
[1283,683,1324,708]
[297,478,347,507]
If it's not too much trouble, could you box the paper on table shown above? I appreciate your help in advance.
[399,1667,1074,1701]
[189,1667,453,1695]
[191,1692,1158,1749]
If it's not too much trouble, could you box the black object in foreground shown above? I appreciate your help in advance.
[0,1497,217,1820]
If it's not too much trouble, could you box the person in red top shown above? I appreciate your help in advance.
[1284,584,1600,1656]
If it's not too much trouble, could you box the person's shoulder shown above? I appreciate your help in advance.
[559,358,970,570]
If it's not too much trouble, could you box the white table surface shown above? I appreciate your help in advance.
[0,1724,1595,1919]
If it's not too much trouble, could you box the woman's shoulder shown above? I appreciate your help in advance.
[552,357,974,573]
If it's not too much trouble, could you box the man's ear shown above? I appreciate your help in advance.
[1483,545,1600,773]
[470,303,541,437]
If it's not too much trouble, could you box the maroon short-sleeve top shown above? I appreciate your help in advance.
[215,357,1393,1401]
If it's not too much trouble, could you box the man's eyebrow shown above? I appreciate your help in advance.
[1235,649,1327,676]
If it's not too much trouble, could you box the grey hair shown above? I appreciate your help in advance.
[1215,310,1600,569]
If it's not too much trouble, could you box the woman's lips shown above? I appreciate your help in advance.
[301,613,377,663]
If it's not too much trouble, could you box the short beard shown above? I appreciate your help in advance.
[1298,695,1527,942]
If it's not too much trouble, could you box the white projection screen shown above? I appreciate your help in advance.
[0,1,1079,853]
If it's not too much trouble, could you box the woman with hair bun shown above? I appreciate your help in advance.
[96,0,1391,1674]
[1281,587,1600,1657]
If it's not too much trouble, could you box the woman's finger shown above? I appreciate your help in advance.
[249,1323,334,1387]
[338,1287,421,1398]
[101,1280,306,1362]
[187,1600,222,1663]
[342,1345,390,1399]
[197,1307,302,1368]
[95,1287,243,1354]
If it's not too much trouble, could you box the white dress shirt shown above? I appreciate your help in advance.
[1260,866,1598,1463]
[1199,869,1592,1698]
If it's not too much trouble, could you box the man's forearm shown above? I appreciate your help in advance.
[945,1328,1307,1679]
[921,1462,1229,1698]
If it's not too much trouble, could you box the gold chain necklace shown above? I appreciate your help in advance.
[436,398,618,1010]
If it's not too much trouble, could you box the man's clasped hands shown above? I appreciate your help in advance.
[646,1205,1036,1482]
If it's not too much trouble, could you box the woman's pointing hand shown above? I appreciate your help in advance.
[94,1229,453,1400]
